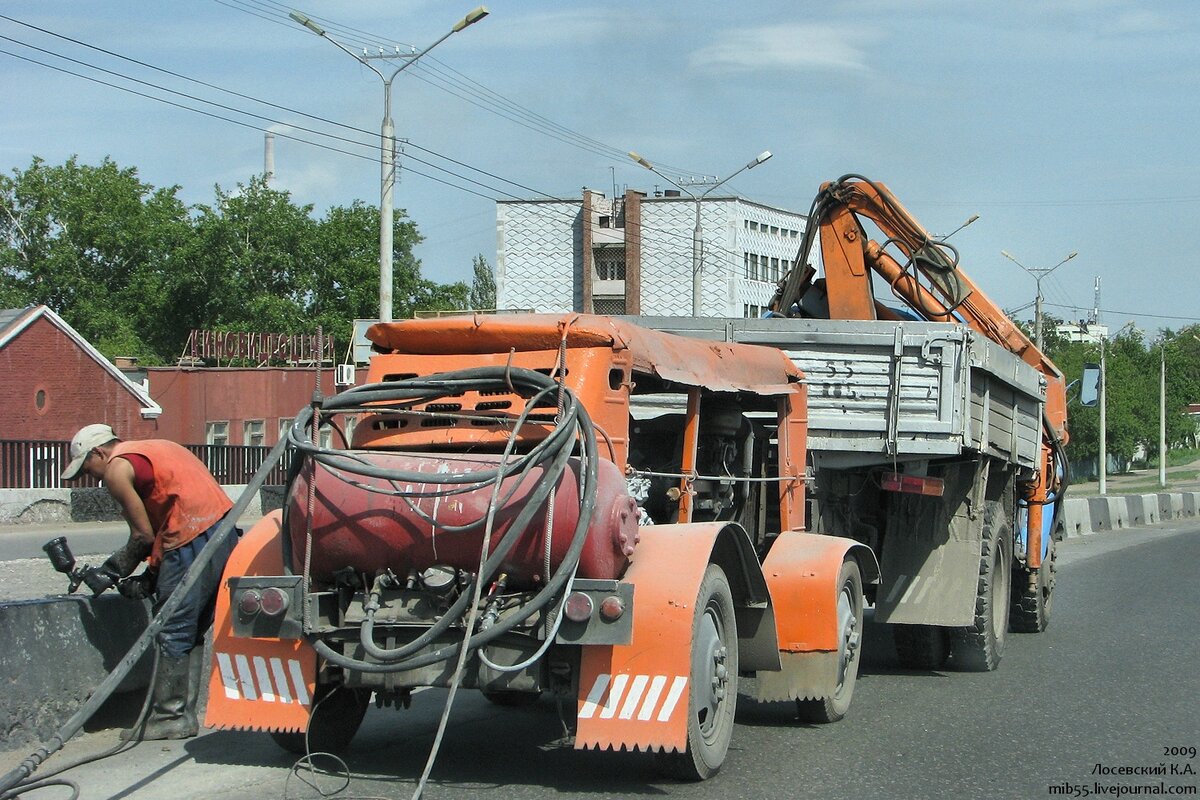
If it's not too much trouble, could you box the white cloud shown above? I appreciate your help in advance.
[690,24,874,74]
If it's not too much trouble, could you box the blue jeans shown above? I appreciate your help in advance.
[153,514,240,659]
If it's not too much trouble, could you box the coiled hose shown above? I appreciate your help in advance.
[283,366,599,673]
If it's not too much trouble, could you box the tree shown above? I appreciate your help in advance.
[0,156,192,362]
[469,254,496,310]
[1,157,473,363]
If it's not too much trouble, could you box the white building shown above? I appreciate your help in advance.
[496,188,810,317]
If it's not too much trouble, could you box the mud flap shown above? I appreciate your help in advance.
[204,512,317,733]
[875,465,981,626]
[754,531,879,702]
[575,523,764,753]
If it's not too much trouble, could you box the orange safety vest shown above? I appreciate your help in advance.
[110,440,233,566]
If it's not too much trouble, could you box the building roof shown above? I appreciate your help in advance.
[0,305,162,419]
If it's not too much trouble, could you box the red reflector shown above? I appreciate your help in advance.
[881,472,945,497]
[238,589,262,616]
[563,592,594,623]
[599,595,625,621]
[260,587,290,617]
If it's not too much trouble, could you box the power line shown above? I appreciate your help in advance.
[1043,303,1198,324]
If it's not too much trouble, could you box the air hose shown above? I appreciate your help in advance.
[285,366,600,674]
[0,414,306,797]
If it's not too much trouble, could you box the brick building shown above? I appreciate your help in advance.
[1,306,341,488]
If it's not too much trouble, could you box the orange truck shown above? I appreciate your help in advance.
[646,175,1068,671]
[205,314,878,780]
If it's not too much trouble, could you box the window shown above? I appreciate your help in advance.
[744,303,763,318]
[244,419,265,448]
[205,421,228,446]
[749,221,759,231]
[748,254,759,281]
[278,417,293,444]
[770,257,780,281]
[594,249,625,280]
[599,215,612,228]
[593,297,626,315]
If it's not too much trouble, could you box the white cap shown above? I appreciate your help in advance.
[61,423,117,480]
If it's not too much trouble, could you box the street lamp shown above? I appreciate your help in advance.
[629,150,772,316]
[291,7,489,322]
[938,214,979,241]
[1000,248,1078,350]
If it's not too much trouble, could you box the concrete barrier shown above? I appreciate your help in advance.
[1087,495,1125,532]
[0,485,281,526]
[1126,494,1160,526]
[1159,493,1184,520]
[1184,492,1200,516]
[1062,497,1092,538]
[0,595,152,748]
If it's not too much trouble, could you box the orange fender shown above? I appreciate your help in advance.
[204,511,317,733]
[575,522,773,753]
[755,532,879,702]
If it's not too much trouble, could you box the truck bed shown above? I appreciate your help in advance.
[630,317,1044,470]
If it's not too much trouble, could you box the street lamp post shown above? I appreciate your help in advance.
[1000,249,1078,350]
[629,151,772,316]
[291,7,488,322]
[1160,339,1167,488]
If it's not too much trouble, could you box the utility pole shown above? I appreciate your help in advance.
[1099,335,1107,495]
[1160,339,1167,488]
[263,132,275,186]
[291,7,489,322]
[630,151,772,316]
[1000,249,1078,349]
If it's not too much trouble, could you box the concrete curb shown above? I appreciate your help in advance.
[0,595,153,749]
[1063,491,1200,538]
[0,485,285,526]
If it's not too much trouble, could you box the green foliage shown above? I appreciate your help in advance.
[0,156,192,362]
[469,254,496,310]
[1042,320,1200,467]
[0,157,470,363]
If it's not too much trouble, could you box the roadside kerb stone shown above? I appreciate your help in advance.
[0,595,152,749]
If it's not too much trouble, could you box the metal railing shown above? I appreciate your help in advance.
[0,440,294,490]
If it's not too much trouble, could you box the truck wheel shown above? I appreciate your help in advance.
[892,625,950,671]
[950,500,1012,672]
[654,564,738,781]
[796,558,863,723]
[1011,534,1056,633]
[270,685,371,755]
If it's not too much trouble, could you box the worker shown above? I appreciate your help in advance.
[61,423,239,741]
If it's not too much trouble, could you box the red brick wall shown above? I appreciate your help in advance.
[0,316,162,441]
[147,367,336,445]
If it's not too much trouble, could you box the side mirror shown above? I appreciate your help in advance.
[1080,363,1100,407]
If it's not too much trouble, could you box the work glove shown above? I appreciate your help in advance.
[117,570,157,601]
[80,564,121,596]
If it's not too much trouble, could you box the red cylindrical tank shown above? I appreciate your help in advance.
[286,452,639,589]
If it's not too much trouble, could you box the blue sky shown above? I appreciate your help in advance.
[2,1,1198,337]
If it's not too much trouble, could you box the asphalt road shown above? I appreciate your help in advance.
[2,521,1197,800]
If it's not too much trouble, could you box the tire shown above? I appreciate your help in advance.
[1011,532,1056,633]
[796,558,864,723]
[270,685,371,755]
[892,624,951,671]
[654,564,738,781]
[950,499,1012,672]
[482,690,542,707]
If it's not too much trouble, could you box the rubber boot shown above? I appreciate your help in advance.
[121,653,199,741]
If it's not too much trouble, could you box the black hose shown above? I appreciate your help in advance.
[293,368,601,674]
[0,414,306,796]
